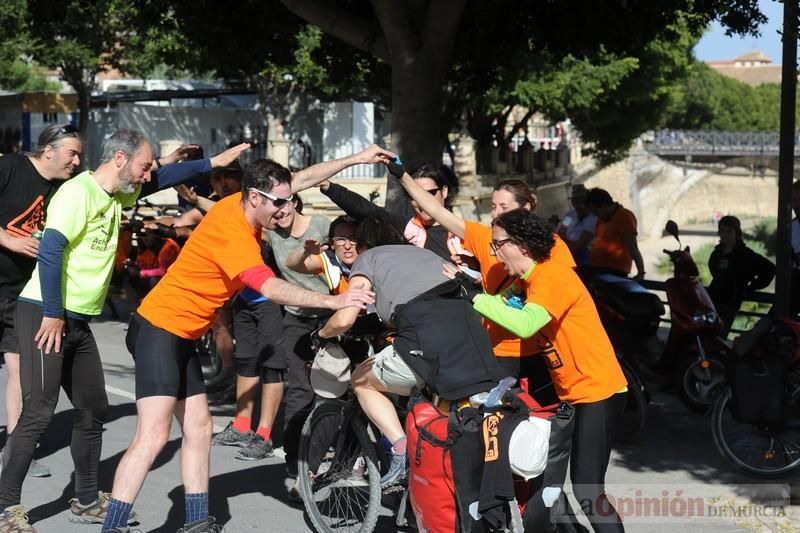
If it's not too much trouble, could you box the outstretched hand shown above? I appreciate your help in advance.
[329,286,375,310]
[175,184,198,205]
[303,239,327,256]
[210,143,250,168]
[162,144,201,166]
[355,144,395,165]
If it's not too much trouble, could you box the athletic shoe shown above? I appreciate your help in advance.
[69,492,137,524]
[211,422,253,447]
[235,434,273,461]
[0,504,36,532]
[26,460,49,478]
[101,528,142,533]
[380,453,408,489]
[176,515,223,532]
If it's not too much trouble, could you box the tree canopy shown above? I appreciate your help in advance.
[664,62,795,131]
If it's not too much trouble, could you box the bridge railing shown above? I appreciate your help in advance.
[645,129,800,157]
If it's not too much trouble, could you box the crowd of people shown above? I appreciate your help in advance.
[0,123,795,533]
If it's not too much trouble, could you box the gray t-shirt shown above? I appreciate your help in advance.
[268,214,331,317]
[349,245,449,324]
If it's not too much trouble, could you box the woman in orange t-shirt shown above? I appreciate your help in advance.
[396,171,573,399]
[464,209,627,533]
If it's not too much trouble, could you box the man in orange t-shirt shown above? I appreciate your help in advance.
[585,188,645,280]
[102,159,379,533]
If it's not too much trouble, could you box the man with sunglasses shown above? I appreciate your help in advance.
[101,157,379,533]
[0,123,82,482]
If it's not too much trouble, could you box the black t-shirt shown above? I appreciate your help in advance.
[0,153,62,298]
[424,224,452,261]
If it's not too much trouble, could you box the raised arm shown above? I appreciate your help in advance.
[390,163,466,239]
[292,144,394,193]
[285,239,326,275]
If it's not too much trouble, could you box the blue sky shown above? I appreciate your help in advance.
[694,0,786,63]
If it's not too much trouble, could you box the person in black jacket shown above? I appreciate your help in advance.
[708,215,775,335]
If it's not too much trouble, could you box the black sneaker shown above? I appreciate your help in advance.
[211,422,253,447]
[235,434,274,461]
[380,453,408,489]
[176,516,223,533]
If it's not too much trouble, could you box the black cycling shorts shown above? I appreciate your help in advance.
[233,298,287,379]
[0,297,19,355]
[126,313,205,400]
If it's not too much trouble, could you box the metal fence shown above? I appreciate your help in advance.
[646,129,800,157]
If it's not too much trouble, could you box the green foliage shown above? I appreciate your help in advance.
[663,62,796,131]
[748,217,778,257]
[0,59,61,92]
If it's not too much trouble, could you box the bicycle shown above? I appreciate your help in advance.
[710,317,800,477]
[297,335,411,533]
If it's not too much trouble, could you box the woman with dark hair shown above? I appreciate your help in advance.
[285,215,360,294]
[708,215,774,335]
[315,164,472,263]
[464,208,627,533]
[390,163,574,395]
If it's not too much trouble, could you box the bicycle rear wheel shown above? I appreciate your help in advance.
[298,401,382,533]
[711,387,800,477]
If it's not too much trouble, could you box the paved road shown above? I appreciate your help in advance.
[0,318,796,533]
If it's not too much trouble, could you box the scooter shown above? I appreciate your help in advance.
[661,221,730,412]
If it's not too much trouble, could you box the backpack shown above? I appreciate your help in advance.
[392,279,505,400]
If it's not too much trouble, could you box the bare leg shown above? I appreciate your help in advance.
[235,375,259,419]
[4,353,21,434]
[351,361,404,443]
[212,312,234,373]
[174,394,213,493]
[110,396,176,503]
[258,382,284,432]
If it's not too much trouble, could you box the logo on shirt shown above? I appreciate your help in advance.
[5,195,45,238]
[534,333,563,370]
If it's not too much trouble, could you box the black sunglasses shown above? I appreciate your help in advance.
[57,124,78,135]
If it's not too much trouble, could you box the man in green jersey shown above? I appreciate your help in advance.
[0,130,247,532]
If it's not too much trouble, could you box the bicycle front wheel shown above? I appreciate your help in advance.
[711,387,800,477]
[298,401,382,533]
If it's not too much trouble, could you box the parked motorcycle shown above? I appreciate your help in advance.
[661,221,730,412]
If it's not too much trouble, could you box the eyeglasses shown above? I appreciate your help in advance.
[249,187,293,208]
[423,187,442,196]
[332,236,356,246]
[489,238,514,253]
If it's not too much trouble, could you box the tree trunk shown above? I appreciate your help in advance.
[384,59,443,219]
[75,83,90,140]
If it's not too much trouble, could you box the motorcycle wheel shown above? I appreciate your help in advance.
[616,359,648,442]
[676,354,726,413]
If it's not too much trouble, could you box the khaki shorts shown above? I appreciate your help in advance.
[372,344,424,395]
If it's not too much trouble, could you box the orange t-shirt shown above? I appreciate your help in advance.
[138,193,265,339]
[524,259,627,404]
[463,220,575,357]
[589,206,637,274]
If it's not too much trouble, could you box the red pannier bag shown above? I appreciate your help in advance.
[406,395,484,533]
